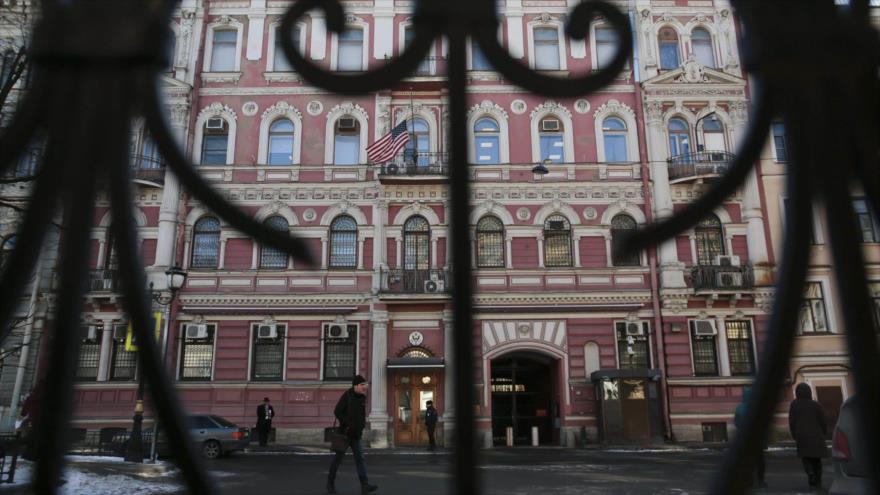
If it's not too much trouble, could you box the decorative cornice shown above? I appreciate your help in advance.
[326,101,369,121]
[261,100,303,121]
[530,100,572,120]
[467,100,509,120]
[197,102,238,122]
[593,99,635,120]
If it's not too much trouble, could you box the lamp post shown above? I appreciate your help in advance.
[694,111,718,152]
[531,158,552,176]
[124,266,187,463]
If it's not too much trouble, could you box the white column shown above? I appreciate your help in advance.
[310,12,327,60]
[155,103,188,268]
[442,311,455,446]
[505,235,513,269]
[645,102,685,288]
[320,236,328,269]
[97,320,115,381]
[536,234,545,268]
[182,240,191,270]
[716,316,731,376]
[251,243,259,269]
[373,0,394,60]
[431,236,438,268]
[357,238,365,270]
[246,15,265,61]
[573,234,581,267]
[372,202,388,292]
[96,239,106,268]
[217,238,227,269]
[369,314,390,448]
[604,235,613,267]
[395,237,402,268]
[505,0,524,59]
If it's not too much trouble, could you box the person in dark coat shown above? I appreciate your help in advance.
[789,383,829,488]
[424,400,438,451]
[734,387,768,488]
[327,375,378,495]
[256,397,275,447]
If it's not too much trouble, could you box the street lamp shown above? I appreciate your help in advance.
[531,158,552,175]
[694,111,718,152]
[124,265,187,463]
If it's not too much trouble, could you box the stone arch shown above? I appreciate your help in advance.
[467,100,510,164]
[98,208,148,228]
[319,201,369,226]
[324,101,370,164]
[257,101,304,165]
[469,200,515,226]
[600,201,647,225]
[193,102,238,165]
[534,200,581,226]
[391,202,442,226]
[254,202,299,226]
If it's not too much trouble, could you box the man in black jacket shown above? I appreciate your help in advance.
[424,400,438,451]
[789,382,829,488]
[327,375,378,495]
[256,397,275,447]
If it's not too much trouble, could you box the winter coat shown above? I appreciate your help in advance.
[788,383,829,458]
[335,388,367,439]
[424,406,438,427]
[734,388,768,448]
[257,404,275,426]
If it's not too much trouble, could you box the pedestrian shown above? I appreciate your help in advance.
[788,383,829,489]
[424,400,438,451]
[256,397,275,447]
[733,387,767,488]
[326,375,378,495]
[19,379,45,461]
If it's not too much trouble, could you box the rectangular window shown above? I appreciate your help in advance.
[334,134,360,165]
[474,136,499,164]
[772,121,788,162]
[110,324,137,381]
[179,324,216,381]
[539,135,564,163]
[615,321,650,370]
[337,29,364,71]
[725,320,756,376]
[854,198,879,243]
[690,320,719,376]
[799,282,830,334]
[604,134,627,163]
[322,323,358,381]
[251,324,285,381]
[210,29,237,72]
[200,135,228,166]
[273,26,300,72]
[76,326,101,381]
[595,27,618,69]
[533,27,560,70]
[471,40,490,70]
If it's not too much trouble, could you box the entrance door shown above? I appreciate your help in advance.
[815,386,844,439]
[490,353,555,446]
[620,378,651,441]
[393,372,437,445]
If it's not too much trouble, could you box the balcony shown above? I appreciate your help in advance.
[667,151,734,183]
[131,154,165,186]
[88,269,120,293]
[379,268,449,296]
[377,152,449,184]
[691,264,754,292]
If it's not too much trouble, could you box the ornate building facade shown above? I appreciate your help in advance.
[3,0,869,448]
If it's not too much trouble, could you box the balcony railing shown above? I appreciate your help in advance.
[667,150,734,182]
[379,268,449,294]
[88,269,120,293]
[691,264,754,291]
[130,154,166,184]
[378,152,449,177]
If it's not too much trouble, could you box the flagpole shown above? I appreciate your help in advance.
[409,86,416,166]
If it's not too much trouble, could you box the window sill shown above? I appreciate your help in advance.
[263,71,301,83]
[667,376,755,385]
[201,71,242,84]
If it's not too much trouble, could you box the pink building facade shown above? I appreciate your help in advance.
[60,0,788,447]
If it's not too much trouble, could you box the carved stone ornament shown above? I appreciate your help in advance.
[262,100,303,121]
[536,12,555,23]
[644,101,664,124]
[467,100,509,120]
[338,199,352,213]
[593,99,635,119]
[269,201,284,214]
[530,100,572,120]
[197,102,237,122]
[510,99,528,115]
[303,208,316,222]
[583,207,597,220]
[326,101,369,122]
[307,100,324,116]
[242,101,258,117]
[216,15,233,26]
[517,324,531,336]
[411,200,424,214]
[728,100,749,123]
[574,99,591,114]
[408,331,424,346]
[675,56,710,84]
[517,207,531,220]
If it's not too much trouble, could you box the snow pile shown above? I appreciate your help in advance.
[3,458,183,495]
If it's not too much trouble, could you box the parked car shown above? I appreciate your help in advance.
[830,396,871,495]
[145,414,250,459]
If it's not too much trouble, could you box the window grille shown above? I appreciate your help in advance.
[615,322,650,369]
[799,282,830,334]
[75,326,100,381]
[323,324,357,380]
[109,324,137,381]
[690,321,719,376]
[404,216,430,270]
[611,214,639,266]
[329,215,358,268]
[476,216,504,268]
[543,214,572,267]
[260,216,289,269]
[725,320,756,376]
[251,324,285,381]
[694,214,724,266]
[192,217,221,268]
[179,324,216,381]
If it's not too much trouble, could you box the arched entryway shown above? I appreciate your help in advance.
[490,351,560,446]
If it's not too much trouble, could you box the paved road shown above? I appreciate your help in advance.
[200,448,829,495]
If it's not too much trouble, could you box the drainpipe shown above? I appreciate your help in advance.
[5,259,42,430]
[630,19,674,440]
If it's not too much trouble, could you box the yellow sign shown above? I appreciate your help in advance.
[125,311,163,352]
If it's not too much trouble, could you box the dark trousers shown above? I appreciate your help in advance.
[257,421,271,446]
[328,437,368,485]
[427,424,436,449]
[801,457,822,487]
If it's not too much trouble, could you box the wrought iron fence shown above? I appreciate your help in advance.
[667,151,735,182]
[379,268,449,294]
[130,153,166,184]
[87,268,119,293]
[0,432,22,484]
[691,264,755,292]
[0,0,875,494]
[377,153,449,177]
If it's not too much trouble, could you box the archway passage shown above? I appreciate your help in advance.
[490,352,558,446]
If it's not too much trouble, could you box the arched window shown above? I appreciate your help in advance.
[473,118,500,165]
[267,119,295,165]
[534,27,560,70]
[695,214,724,265]
[595,26,618,69]
[611,214,639,266]
[476,216,504,268]
[543,214,572,267]
[691,28,715,68]
[658,27,680,70]
[260,216,289,269]
[700,115,725,152]
[137,131,163,170]
[210,29,237,72]
[403,118,430,166]
[668,118,691,157]
[0,235,17,268]
[333,116,360,165]
[337,28,364,71]
[401,347,432,358]
[192,217,221,268]
[200,118,229,165]
[329,216,358,269]
[539,116,564,164]
[403,216,430,270]
[602,117,628,163]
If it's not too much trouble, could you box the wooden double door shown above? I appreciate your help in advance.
[393,372,437,445]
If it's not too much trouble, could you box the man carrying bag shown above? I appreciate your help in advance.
[326,375,378,495]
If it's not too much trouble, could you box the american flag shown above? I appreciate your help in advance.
[367,121,410,164]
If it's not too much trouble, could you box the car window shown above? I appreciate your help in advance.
[210,416,237,428]
[188,416,217,429]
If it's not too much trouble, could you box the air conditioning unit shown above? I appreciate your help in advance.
[337,117,357,130]
[717,271,744,288]
[625,322,645,336]
[385,163,399,175]
[206,117,225,130]
[257,324,278,340]
[424,279,445,293]
[324,322,350,340]
[86,326,98,341]
[541,119,560,131]
[185,323,209,340]
[715,255,741,267]
[692,319,717,336]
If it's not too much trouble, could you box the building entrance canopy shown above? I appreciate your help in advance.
[386,357,445,369]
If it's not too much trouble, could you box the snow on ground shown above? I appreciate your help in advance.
[4,459,183,494]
